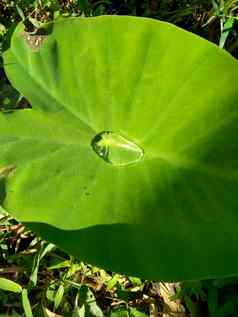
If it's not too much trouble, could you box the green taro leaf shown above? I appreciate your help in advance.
[2,16,238,281]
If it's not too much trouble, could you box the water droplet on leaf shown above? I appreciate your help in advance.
[91,131,144,166]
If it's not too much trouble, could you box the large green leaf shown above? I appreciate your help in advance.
[2,16,238,281]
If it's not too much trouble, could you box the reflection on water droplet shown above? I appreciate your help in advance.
[91,131,144,166]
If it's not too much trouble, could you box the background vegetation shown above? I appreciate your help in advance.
[1,1,238,316]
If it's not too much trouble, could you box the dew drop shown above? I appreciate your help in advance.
[91,131,144,166]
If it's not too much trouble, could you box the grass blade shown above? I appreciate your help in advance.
[22,289,33,317]
[0,277,22,293]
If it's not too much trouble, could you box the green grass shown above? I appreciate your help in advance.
[1,1,238,316]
